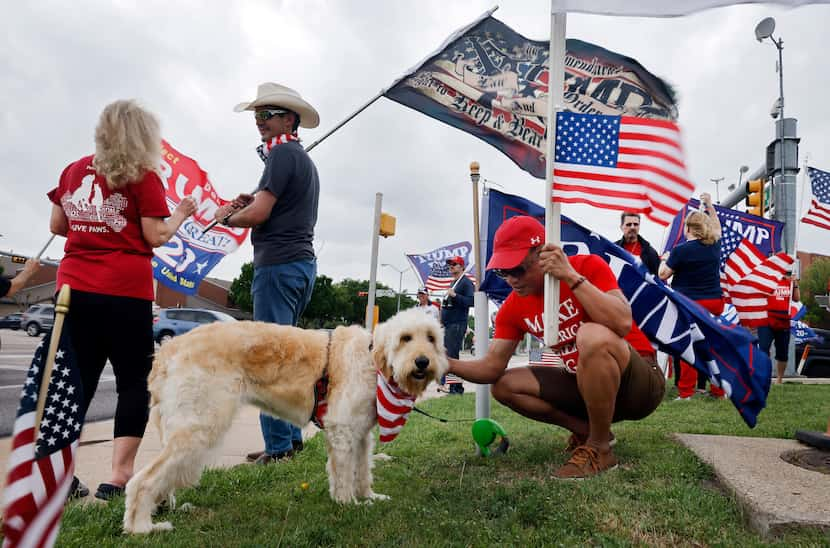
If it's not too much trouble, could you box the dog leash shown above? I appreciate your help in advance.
[411,406,475,423]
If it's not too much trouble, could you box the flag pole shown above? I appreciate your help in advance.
[35,234,56,261]
[33,284,71,441]
[543,6,567,347]
[200,7,502,239]
[470,162,491,424]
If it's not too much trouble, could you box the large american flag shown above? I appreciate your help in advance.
[2,328,82,548]
[552,111,694,226]
[727,253,794,327]
[802,166,830,231]
[425,263,476,292]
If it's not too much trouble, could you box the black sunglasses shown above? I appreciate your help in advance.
[254,108,290,122]
[492,265,527,279]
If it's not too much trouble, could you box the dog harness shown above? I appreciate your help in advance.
[310,331,332,429]
[376,371,416,443]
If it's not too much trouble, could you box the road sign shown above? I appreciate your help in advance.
[358,289,396,298]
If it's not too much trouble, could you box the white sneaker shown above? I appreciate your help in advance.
[674,396,692,401]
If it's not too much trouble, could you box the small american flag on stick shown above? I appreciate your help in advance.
[3,286,81,548]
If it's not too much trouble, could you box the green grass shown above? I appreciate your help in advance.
[38,385,830,546]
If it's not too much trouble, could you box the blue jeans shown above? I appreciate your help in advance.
[252,259,316,454]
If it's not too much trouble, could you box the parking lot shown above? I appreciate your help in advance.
[0,328,118,436]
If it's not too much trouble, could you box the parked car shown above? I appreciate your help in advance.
[21,304,55,337]
[796,327,830,378]
[0,312,23,330]
[153,308,237,344]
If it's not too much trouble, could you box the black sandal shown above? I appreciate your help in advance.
[67,476,89,500]
[94,482,125,501]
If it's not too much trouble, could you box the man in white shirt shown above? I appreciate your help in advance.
[416,287,440,321]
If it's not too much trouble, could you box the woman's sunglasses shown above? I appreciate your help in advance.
[254,108,290,122]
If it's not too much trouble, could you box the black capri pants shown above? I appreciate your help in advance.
[65,289,154,438]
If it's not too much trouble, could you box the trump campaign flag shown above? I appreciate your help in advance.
[664,199,784,257]
[152,140,250,295]
[483,189,771,427]
[3,328,82,547]
[405,241,476,292]
[802,166,830,231]
[384,13,677,179]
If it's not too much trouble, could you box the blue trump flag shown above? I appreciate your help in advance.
[663,199,784,257]
[482,189,772,427]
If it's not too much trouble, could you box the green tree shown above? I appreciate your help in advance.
[800,258,830,328]
[298,275,342,328]
[227,265,420,327]
[228,262,254,312]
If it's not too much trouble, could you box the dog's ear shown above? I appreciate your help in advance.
[371,324,392,378]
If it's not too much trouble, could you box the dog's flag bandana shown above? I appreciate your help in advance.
[376,371,416,443]
[256,133,300,162]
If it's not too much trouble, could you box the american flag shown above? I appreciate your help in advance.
[527,349,564,368]
[2,328,82,548]
[802,167,830,230]
[425,263,476,292]
[722,236,766,290]
[376,371,416,443]
[552,111,694,227]
[728,253,794,327]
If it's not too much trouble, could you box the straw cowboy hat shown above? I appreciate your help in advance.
[234,82,320,128]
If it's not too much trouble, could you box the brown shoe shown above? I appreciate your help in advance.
[246,450,265,462]
[554,445,618,479]
[563,432,616,453]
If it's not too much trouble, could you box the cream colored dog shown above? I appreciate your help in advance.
[123,308,447,534]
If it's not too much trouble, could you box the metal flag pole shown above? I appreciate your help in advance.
[469,162,491,423]
[543,5,567,347]
[33,284,71,440]
[35,234,56,260]
[200,8,500,239]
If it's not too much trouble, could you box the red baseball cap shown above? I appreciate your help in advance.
[486,216,545,270]
[446,256,465,267]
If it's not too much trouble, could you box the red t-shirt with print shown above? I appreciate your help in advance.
[47,155,170,300]
[623,239,642,257]
[494,254,654,372]
[766,278,792,330]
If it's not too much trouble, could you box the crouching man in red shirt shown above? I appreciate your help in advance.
[449,216,665,479]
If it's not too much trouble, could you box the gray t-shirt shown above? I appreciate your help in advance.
[252,141,319,266]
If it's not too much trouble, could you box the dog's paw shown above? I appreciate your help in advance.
[152,521,174,532]
[361,492,390,504]
[178,502,195,513]
[373,452,393,462]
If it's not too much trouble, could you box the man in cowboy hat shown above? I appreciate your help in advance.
[214,82,320,465]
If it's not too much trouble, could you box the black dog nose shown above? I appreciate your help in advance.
[414,356,430,370]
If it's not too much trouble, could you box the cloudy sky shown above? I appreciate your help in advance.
[1,1,828,295]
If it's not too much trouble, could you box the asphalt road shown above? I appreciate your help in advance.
[0,328,119,437]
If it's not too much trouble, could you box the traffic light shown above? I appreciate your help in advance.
[10,255,27,264]
[745,179,765,217]
[379,213,396,237]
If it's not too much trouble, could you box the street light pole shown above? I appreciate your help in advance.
[381,263,405,313]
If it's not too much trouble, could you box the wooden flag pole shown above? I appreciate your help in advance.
[543,8,567,347]
[33,284,71,441]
